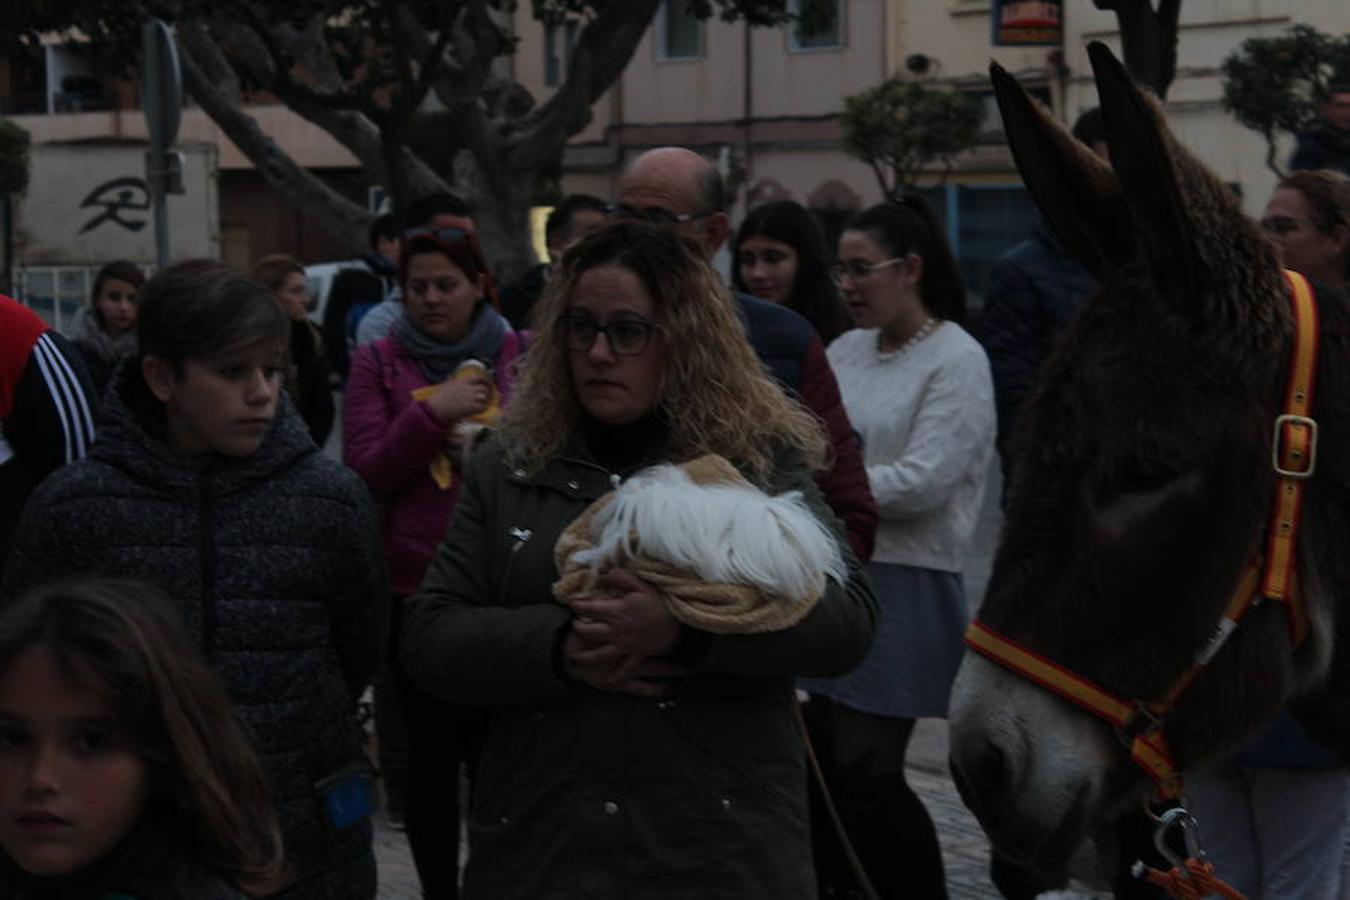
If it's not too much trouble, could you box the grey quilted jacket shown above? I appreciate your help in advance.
[2,373,387,898]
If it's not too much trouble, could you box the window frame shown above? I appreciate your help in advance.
[544,18,580,87]
[17,265,95,333]
[655,0,705,62]
[786,0,846,54]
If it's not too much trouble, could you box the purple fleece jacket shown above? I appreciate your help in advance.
[344,330,525,594]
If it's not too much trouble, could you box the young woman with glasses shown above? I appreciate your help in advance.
[799,196,995,899]
[1260,168,1350,291]
[731,200,854,345]
[399,221,876,899]
[342,228,525,900]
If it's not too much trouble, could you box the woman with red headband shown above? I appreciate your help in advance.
[343,224,524,900]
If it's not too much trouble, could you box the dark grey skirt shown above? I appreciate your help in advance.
[800,562,968,719]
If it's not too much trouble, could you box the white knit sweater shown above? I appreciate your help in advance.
[826,322,995,572]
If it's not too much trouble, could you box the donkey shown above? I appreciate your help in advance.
[947,42,1349,871]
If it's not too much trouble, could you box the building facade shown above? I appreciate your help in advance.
[512,0,1345,300]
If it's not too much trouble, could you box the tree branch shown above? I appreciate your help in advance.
[380,0,419,110]
[508,0,661,171]
[175,20,373,253]
[198,12,445,200]
[224,1,386,120]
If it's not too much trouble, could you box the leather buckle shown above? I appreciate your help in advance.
[1117,703,1165,745]
[1272,414,1317,479]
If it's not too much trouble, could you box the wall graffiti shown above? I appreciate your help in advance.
[78,177,151,234]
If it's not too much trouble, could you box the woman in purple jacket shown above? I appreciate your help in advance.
[343,227,524,900]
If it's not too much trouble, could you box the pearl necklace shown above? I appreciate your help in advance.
[877,317,938,360]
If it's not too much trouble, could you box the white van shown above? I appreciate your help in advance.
[304,259,367,326]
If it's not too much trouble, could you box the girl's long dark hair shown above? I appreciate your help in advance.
[0,579,284,890]
[847,195,967,325]
[731,200,853,343]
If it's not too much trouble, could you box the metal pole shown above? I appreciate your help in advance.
[142,19,180,270]
[149,147,169,269]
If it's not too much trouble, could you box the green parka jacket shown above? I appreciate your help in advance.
[402,433,877,899]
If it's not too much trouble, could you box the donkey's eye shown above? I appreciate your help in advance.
[1109,464,1183,496]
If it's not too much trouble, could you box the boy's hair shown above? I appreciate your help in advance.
[250,254,305,293]
[0,578,284,885]
[137,259,290,374]
[368,212,398,251]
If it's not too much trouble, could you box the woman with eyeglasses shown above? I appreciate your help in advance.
[1260,168,1350,291]
[342,228,525,900]
[732,200,853,344]
[69,260,145,395]
[799,196,994,899]
[399,222,875,899]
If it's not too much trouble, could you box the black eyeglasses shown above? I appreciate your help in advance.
[558,313,659,356]
[605,203,710,227]
[403,226,470,243]
[1259,215,1303,237]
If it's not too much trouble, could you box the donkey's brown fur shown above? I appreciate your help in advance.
[952,42,1348,855]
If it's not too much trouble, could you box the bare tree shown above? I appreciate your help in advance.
[5,0,821,277]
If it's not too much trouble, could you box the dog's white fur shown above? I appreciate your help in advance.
[570,463,846,602]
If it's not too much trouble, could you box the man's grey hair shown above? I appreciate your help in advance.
[697,163,728,214]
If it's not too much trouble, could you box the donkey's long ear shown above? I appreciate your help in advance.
[1088,42,1203,292]
[991,60,1129,278]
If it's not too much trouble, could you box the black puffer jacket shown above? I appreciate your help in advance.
[2,371,387,899]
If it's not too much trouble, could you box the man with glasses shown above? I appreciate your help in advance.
[355,193,478,347]
[613,147,876,561]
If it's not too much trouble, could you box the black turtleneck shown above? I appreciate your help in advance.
[577,409,670,475]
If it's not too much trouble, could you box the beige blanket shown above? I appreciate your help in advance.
[552,454,824,634]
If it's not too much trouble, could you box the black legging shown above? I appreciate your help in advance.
[389,595,487,900]
[807,696,948,900]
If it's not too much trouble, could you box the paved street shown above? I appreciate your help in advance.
[365,459,1108,898]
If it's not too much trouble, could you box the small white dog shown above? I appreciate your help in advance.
[568,459,846,607]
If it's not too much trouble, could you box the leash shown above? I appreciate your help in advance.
[1130,808,1246,899]
[793,699,883,900]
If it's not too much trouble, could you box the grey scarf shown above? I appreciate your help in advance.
[70,306,137,365]
[393,303,509,383]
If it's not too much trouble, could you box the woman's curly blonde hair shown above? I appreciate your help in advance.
[497,222,828,485]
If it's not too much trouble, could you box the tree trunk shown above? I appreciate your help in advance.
[456,152,539,286]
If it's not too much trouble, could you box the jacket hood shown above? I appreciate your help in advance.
[93,361,318,494]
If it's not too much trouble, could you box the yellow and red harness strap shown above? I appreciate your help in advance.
[965,620,1183,797]
[1262,270,1318,645]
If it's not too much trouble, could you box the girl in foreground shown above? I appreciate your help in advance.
[0,578,282,899]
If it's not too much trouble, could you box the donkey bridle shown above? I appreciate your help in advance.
[966,269,1319,800]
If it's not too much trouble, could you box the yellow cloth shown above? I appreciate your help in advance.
[410,364,500,490]
[552,454,821,634]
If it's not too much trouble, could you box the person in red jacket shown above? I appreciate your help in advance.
[0,297,98,579]
[612,147,877,561]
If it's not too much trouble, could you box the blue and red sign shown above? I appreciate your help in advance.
[992,0,1063,46]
